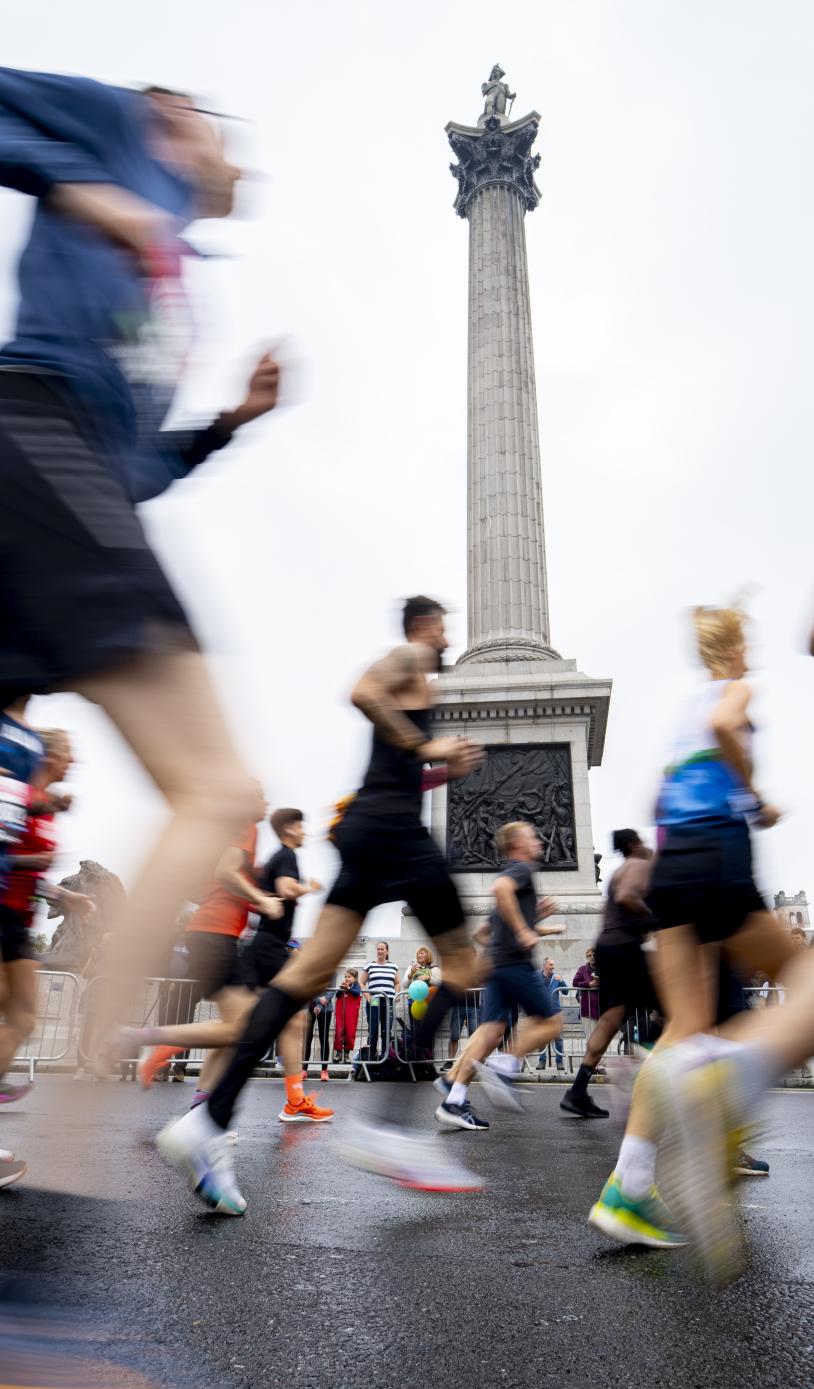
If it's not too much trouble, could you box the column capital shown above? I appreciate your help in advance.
[445,112,542,219]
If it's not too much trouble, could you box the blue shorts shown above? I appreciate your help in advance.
[482,963,560,1024]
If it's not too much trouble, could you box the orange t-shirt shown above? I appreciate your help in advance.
[186,826,258,939]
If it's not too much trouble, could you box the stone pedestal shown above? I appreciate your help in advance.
[428,658,611,968]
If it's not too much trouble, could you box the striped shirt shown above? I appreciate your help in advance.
[364,961,399,997]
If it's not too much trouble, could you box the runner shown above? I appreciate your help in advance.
[239,807,331,1122]
[559,829,658,1120]
[158,595,483,1211]
[127,806,333,1125]
[434,821,564,1132]
[0,730,75,1103]
[0,69,282,1056]
[588,606,798,1275]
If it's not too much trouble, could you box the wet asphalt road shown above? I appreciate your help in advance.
[1,1076,813,1389]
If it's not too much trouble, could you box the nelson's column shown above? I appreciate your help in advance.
[428,68,612,969]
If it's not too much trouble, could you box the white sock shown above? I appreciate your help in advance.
[448,1081,468,1106]
[615,1135,657,1199]
[488,1052,520,1075]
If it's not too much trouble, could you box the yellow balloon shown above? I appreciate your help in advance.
[411,999,428,1019]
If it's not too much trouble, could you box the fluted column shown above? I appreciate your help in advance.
[447,111,558,664]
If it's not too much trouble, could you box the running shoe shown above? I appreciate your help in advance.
[0,1080,32,1105]
[588,1173,686,1249]
[432,1075,452,1101]
[732,1150,769,1178]
[137,1046,183,1091]
[474,1060,523,1112]
[560,1091,609,1119]
[0,1154,26,1189]
[435,1101,490,1132]
[650,1048,743,1283]
[278,1095,334,1123]
[320,1068,329,1082]
[335,1121,483,1192]
[157,1106,247,1216]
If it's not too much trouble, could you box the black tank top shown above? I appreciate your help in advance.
[352,708,431,819]
[599,866,654,946]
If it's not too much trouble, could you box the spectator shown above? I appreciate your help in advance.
[537,958,567,1072]
[333,968,362,1062]
[360,941,400,1061]
[572,947,601,1033]
[791,927,808,951]
[303,986,335,1082]
[404,945,434,987]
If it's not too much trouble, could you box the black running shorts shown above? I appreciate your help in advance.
[184,931,240,1003]
[326,813,464,938]
[647,821,766,945]
[0,904,33,964]
[0,371,195,703]
[237,932,289,992]
[596,938,658,1018]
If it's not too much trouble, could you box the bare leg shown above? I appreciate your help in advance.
[278,1012,305,1077]
[723,910,796,985]
[0,959,38,1078]
[269,906,364,1001]
[73,651,259,1051]
[509,1014,562,1062]
[582,1005,626,1071]
[623,925,714,1143]
[205,905,364,1130]
[451,1021,508,1087]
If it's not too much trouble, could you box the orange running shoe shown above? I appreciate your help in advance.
[278,1093,335,1123]
[138,1046,184,1090]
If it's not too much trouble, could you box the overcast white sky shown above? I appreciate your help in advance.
[2,1,813,936]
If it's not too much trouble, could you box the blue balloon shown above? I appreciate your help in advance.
[408,979,429,1002]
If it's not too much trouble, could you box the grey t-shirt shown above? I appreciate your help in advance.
[488,859,538,967]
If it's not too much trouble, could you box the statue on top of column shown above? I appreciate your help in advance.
[481,65,515,122]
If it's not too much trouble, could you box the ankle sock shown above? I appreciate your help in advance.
[285,1075,304,1107]
[448,1081,468,1106]
[571,1063,594,1099]
[616,1135,657,1199]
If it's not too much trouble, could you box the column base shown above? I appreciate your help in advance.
[457,637,562,666]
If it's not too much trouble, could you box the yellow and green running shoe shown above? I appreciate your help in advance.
[588,1173,687,1249]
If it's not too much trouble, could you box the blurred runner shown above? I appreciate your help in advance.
[560,828,658,1120]
[434,821,563,1132]
[158,596,483,1210]
[124,807,332,1124]
[588,607,797,1276]
[0,68,281,1054]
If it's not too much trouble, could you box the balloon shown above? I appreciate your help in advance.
[411,999,428,1019]
[428,986,438,998]
[407,979,429,1002]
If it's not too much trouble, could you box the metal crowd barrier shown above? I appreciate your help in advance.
[13,975,814,1086]
[12,971,81,1081]
[76,976,219,1074]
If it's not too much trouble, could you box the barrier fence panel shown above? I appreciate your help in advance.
[13,971,81,1081]
[21,976,814,1086]
[77,977,215,1072]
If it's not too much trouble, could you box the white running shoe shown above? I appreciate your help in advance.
[474,1059,524,1112]
[0,1153,26,1188]
[157,1105,246,1215]
[335,1121,483,1192]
